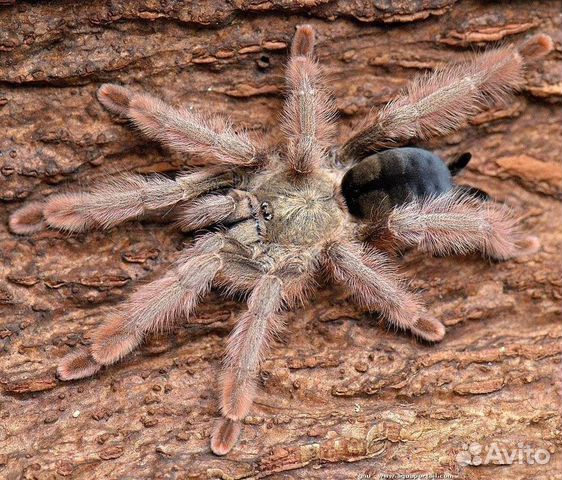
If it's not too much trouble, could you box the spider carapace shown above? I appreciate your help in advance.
[9,25,552,455]
[253,170,346,244]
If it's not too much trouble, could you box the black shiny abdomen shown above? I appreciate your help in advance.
[341,147,454,218]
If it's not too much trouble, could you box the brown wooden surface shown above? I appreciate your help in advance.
[1,1,561,479]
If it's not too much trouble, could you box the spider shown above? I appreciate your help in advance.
[8,25,552,455]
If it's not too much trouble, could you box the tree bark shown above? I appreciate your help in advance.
[0,1,560,479]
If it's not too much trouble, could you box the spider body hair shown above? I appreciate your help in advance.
[8,26,551,455]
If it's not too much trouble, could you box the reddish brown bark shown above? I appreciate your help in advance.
[0,1,560,479]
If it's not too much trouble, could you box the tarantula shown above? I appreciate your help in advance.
[9,26,552,455]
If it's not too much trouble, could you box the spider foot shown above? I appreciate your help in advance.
[210,418,242,456]
[519,34,554,61]
[90,327,140,366]
[514,235,541,257]
[97,83,132,115]
[410,316,446,343]
[57,347,101,381]
[292,24,315,57]
[9,202,45,234]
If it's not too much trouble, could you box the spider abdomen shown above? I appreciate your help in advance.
[341,147,454,218]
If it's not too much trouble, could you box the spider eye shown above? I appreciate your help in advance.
[260,201,273,221]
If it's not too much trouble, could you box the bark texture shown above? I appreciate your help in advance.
[1,1,561,479]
